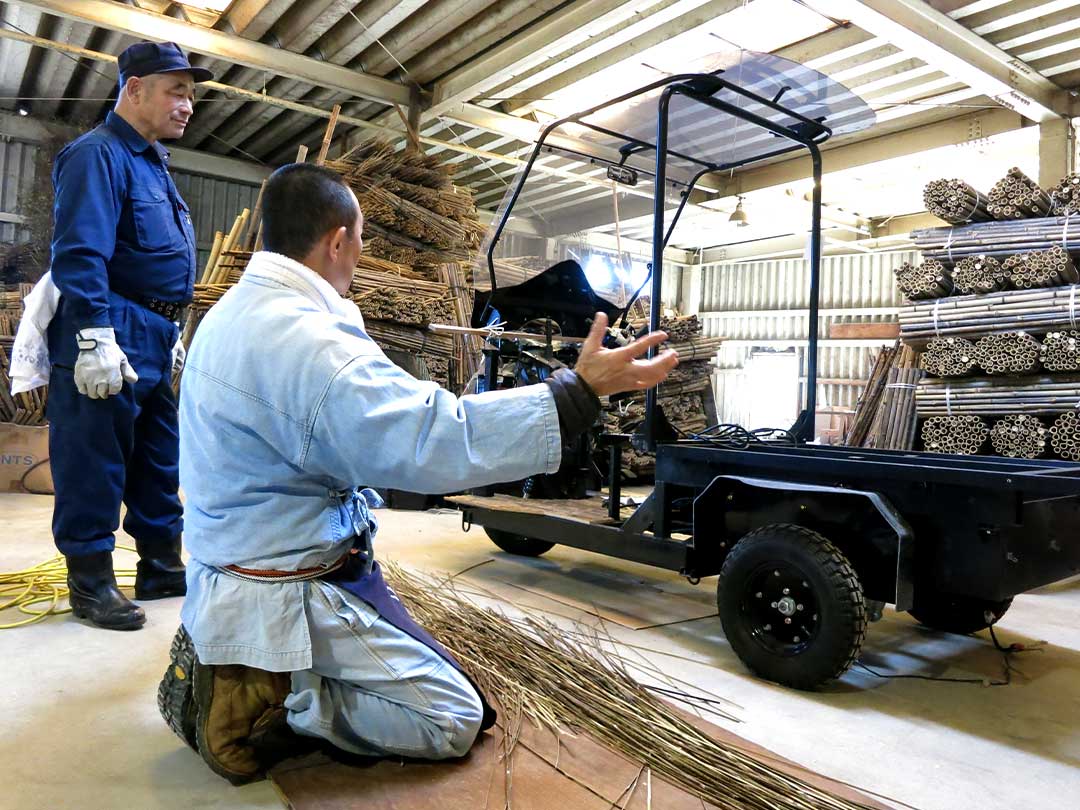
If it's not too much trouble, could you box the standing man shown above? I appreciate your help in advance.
[47,42,212,630]
[158,164,677,784]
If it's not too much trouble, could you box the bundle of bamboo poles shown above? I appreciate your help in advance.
[1049,173,1080,216]
[899,286,1080,344]
[952,255,1007,295]
[1040,330,1080,371]
[923,178,993,224]
[989,168,1053,219]
[894,259,953,300]
[916,374,1080,416]
[381,563,882,810]
[0,345,47,425]
[921,337,977,377]
[1049,410,1080,460]
[863,345,922,450]
[437,261,481,391]
[1002,246,1079,289]
[989,413,1047,458]
[363,321,454,357]
[920,414,989,454]
[844,342,900,447]
[974,331,1042,375]
[913,216,1080,262]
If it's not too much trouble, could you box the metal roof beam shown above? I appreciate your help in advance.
[498,0,742,116]
[428,0,670,117]
[7,0,414,106]
[801,0,1071,122]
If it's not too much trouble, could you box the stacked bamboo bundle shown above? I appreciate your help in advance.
[921,337,977,377]
[989,413,1047,458]
[952,255,1007,295]
[1049,173,1080,216]
[1040,330,1080,371]
[894,260,953,300]
[899,286,1080,343]
[923,178,993,224]
[974,331,1041,375]
[913,216,1080,263]
[1049,411,1080,460]
[988,168,1053,220]
[1002,246,1078,289]
[920,415,988,455]
[915,374,1080,416]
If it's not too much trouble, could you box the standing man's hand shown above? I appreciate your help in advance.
[574,313,678,396]
[74,327,139,399]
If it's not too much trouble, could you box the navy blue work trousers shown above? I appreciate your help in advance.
[46,292,183,557]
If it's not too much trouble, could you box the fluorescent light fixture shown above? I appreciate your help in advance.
[174,0,232,11]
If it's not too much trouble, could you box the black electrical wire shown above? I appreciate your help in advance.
[671,421,799,449]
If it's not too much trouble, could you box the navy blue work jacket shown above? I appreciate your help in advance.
[50,111,197,329]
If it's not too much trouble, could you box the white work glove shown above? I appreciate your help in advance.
[171,331,186,374]
[74,327,139,399]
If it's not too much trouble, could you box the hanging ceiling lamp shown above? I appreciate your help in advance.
[729,196,749,227]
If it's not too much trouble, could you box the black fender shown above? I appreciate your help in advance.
[692,475,914,610]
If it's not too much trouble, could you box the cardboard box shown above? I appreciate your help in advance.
[0,423,53,494]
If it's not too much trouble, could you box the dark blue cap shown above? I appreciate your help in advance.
[118,41,213,84]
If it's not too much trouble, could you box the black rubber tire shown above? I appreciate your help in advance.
[718,524,866,691]
[484,527,555,557]
[908,594,1013,635]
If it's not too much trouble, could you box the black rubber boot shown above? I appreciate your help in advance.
[135,536,187,600]
[66,551,146,630]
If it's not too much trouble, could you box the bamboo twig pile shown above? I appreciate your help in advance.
[381,563,883,810]
[920,415,988,455]
[923,178,993,224]
[894,260,953,300]
[921,337,977,377]
[1049,411,1080,460]
[988,168,1053,219]
[952,255,1007,295]
[989,413,1047,458]
[974,331,1042,375]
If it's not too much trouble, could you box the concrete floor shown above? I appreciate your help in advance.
[1,492,1077,810]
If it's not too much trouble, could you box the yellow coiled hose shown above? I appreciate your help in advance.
[0,545,138,629]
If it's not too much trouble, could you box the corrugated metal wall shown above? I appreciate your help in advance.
[0,137,35,245]
[0,135,262,271]
[697,251,918,425]
[170,171,262,271]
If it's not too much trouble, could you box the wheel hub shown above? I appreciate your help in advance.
[742,563,820,655]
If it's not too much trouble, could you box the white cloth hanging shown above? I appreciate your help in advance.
[9,271,61,395]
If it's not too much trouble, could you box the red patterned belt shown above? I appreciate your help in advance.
[219,551,352,583]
